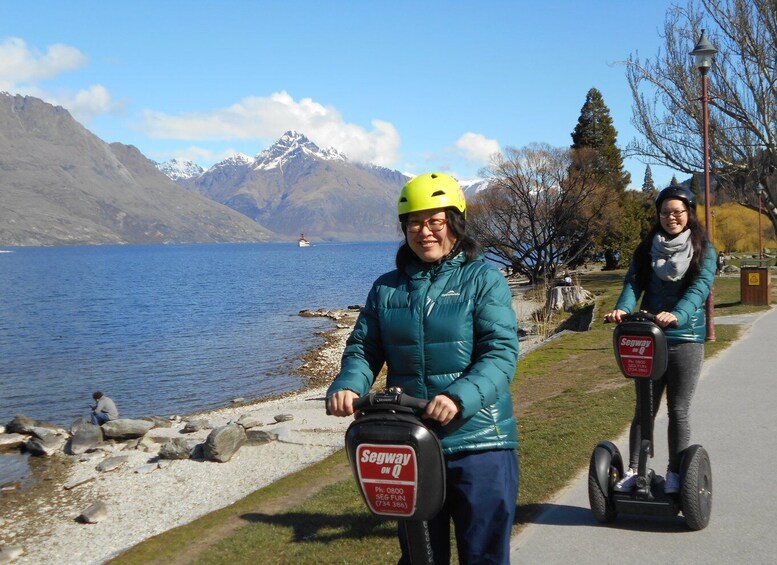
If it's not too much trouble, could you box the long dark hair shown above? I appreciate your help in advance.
[395,208,481,271]
[632,205,708,289]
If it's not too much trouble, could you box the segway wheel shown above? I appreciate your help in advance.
[587,456,619,523]
[680,445,712,530]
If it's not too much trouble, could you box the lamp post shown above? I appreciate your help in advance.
[757,184,765,260]
[691,29,718,341]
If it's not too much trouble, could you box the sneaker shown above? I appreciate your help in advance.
[664,471,680,494]
[614,468,637,492]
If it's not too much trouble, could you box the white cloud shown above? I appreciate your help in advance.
[63,85,119,121]
[139,91,401,167]
[0,37,87,86]
[455,132,501,163]
[0,37,119,123]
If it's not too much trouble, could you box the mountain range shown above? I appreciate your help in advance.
[161,131,407,241]
[0,93,275,246]
[0,93,487,247]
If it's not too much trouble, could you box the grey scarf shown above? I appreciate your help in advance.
[651,230,693,281]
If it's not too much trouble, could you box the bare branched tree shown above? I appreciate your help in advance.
[468,144,607,284]
[626,0,777,235]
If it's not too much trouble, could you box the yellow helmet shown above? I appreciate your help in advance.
[398,172,467,218]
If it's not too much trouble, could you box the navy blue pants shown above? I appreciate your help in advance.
[91,412,110,425]
[399,449,519,564]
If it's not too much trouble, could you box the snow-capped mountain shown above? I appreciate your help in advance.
[153,130,487,242]
[355,162,412,186]
[155,158,204,181]
[211,153,254,171]
[253,130,346,171]
[167,130,403,241]
[459,178,492,196]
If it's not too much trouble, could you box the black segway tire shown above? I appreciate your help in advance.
[587,452,619,523]
[680,444,712,530]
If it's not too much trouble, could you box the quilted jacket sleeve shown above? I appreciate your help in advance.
[614,260,640,314]
[671,243,716,327]
[326,283,386,398]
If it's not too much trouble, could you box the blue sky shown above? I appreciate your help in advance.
[1,0,685,188]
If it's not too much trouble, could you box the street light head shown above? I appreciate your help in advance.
[691,29,718,74]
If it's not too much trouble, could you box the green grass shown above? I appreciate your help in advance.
[110,271,766,565]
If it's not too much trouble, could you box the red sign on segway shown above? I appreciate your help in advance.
[355,444,418,517]
[617,334,655,377]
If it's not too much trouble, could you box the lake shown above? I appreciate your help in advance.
[0,241,399,487]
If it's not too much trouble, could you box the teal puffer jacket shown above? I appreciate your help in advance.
[327,253,519,455]
[615,242,717,343]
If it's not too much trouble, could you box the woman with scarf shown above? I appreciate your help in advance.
[605,185,716,495]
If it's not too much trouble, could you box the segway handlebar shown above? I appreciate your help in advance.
[353,388,429,413]
[605,310,678,328]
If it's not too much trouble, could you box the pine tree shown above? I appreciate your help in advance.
[570,87,631,269]
[571,88,631,190]
[670,174,679,186]
[642,165,656,193]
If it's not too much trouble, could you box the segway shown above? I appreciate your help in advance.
[588,311,712,530]
[344,387,446,564]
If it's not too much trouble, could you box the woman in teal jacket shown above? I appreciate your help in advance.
[606,185,716,495]
[327,173,519,565]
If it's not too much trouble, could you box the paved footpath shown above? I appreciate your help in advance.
[510,307,777,565]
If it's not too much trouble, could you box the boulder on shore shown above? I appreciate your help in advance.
[181,419,210,434]
[203,425,246,463]
[67,423,104,455]
[6,414,59,435]
[76,501,108,524]
[0,433,27,450]
[25,431,66,456]
[96,455,128,473]
[140,415,172,428]
[236,413,264,429]
[158,438,197,460]
[101,419,154,440]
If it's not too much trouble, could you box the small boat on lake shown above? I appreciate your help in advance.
[298,234,310,247]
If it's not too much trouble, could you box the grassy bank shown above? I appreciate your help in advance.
[111,271,768,565]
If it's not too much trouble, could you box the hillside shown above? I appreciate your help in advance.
[0,94,274,246]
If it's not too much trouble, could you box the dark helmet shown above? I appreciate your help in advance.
[655,185,697,213]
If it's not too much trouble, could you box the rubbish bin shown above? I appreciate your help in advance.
[740,259,772,306]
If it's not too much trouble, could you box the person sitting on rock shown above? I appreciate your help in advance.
[90,391,119,425]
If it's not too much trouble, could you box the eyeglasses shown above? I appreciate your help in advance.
[659,209,688,219]
[406,218,448,233]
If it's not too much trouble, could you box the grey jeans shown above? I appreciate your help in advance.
[627,341,704,473]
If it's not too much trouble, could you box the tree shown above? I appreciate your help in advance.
[670,174,680,187]
[571,88,631,189]
[621,190,657,262]
[626,0,777,238]
[570,88,632,269]
[642,164,656,193]
[713,202,777,252]
[468,144,607,284]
